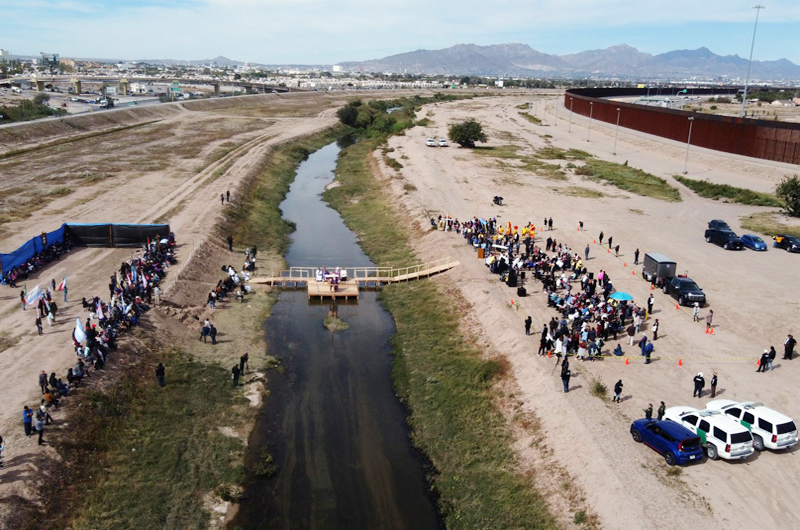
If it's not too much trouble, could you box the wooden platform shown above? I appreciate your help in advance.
[248,257,460,302]
[307,280,359,300]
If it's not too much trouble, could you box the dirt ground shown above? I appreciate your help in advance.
[377,95,800,529]
[2,88,799,528]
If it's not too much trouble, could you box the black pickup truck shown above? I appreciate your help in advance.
[704,228,744,250]
[662,276,706,307]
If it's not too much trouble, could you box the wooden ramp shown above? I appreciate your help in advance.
[248,257,460,301]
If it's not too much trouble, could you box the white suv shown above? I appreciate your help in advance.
[438,138,448,147]
[426,138,436,147]
[664,406,754,461]
[706,400,798,451]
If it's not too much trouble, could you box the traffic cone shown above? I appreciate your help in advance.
[709,327,714,335]
[547,351,551,358]
[511,299,514,306]
[676,304,680,310]
[607,248,610,253]
[593,239,596,243]
[625,357,629,365]
[705,327,709,334]
[632,270,635,275]
[623,262,627,267]
[650,284,654,290]
[678,358,683,366]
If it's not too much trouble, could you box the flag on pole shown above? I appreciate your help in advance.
[73,318,87,343]
[25,285,43,306]
[58,276,67,291]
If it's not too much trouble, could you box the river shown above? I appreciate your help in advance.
[233,141,441,529]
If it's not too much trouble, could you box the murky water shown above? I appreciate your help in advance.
[233,142,441,529]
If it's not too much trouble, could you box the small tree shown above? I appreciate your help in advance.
[448,119,488,147]
[32,93,50,105]
[776,175,800,217]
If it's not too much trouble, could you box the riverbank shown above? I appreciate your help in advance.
[6,127,342,530]
[325,136,571,528]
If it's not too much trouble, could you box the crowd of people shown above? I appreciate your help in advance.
[1,235,74,288]
[19,235,177,446]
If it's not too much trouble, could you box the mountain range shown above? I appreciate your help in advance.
[337,43,800,79]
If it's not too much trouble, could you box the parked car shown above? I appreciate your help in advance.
[662,276,705,306]
[704,228,744,250]
[641,252,676,285]
[708,219,730,230]
[630,418,704,465]
[705,400,798,451]
[741,234,767,251]
[438,138,448,147]
[663,406,754,461]
[773,234,800,253]
[426,138,436,147]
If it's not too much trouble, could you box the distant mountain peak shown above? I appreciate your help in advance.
[336,42,800,79]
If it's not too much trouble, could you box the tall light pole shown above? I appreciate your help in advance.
[740,5,765,118]
[568,97,574,133]
[613,107,621,155]
[683,117,695,174]
[554,96,558,126]
[586,102,594,142]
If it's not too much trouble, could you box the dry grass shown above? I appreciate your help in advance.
[740,211,800,238]
[552,186,605,198]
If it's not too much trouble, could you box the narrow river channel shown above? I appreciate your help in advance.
[233,141,441,529]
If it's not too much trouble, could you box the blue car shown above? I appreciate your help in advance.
[630,419,704,465]
[741,234,768,251]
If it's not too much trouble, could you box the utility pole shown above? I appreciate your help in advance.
[740,5,765,118]
[586,102,594,142]
[683,117,695,174]
[568,97,574,133]
[613,108,621,155]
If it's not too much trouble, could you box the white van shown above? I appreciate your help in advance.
[664,406,754,461]
[706,400,798,451]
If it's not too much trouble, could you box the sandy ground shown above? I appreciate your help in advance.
[378,95,800,529]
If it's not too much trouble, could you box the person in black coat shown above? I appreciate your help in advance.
[613,380,623,403]
[757,350,770,373]
[785,334,797,360]
[693,372,705,398]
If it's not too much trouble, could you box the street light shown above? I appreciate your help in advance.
[568,97,574,133]
[740,5,765,118]
[586,102,594,142]
[613,107,621,155]
[683,117,695,174]
[554,96,558,126]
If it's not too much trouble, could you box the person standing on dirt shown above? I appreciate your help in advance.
[561,367,571,393]
[598,231,604,246]
[634,248,640,265]
[38,371,48,394]
[652,319,660,341]
[239,353,249,375]
[693,302,701,322]
[579,220,584,231]
[647,294,654,318]
[784,334,796,360]
[34,411,45,446]
[226,190,231,203]
[613,380,623,403]
[227,235,233,252]
[22,406,33,436]
[20,290,26,311]
[156,363,166,387]
[584,245,590,261]
[693,372,705,398]
[607,236,613,250]
[757,350,770,373]
[768,346,777,371]
[209,325,218,345]
[548,217,553,231]
[35,316,43,336]
[524,316,532,336]
[710,373,718,398]
[705,310,714,332]
[657,401,666,420]
[627,323,636,347]
[232,364,241,387]
[220,193,225,206]
[644,404,653,419]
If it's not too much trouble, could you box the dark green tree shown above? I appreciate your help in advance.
[776,175,800,217]
[448,119,488,147]
[336,100,361,127]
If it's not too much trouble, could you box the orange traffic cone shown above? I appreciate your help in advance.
[547,351,551,358]
[607,248,610,253]
[625,357,629,365]
[678,358,683,366]
[708,327,714,335]
[676,304,680,310]
[632,270,635,275]
[623,262,627,267]
[511,299,515,306]
[650,284,654,290]
[593,239,596,243]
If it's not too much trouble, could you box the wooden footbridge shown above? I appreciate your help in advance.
[248,257,460,300]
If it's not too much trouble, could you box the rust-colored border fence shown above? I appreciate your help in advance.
[564,88,800,165]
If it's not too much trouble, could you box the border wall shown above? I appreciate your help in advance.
[564,88,800,165]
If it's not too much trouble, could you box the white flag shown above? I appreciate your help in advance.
[25,285,43,306]
[73,318,87,343]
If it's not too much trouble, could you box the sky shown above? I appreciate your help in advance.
[2,1,799,65]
